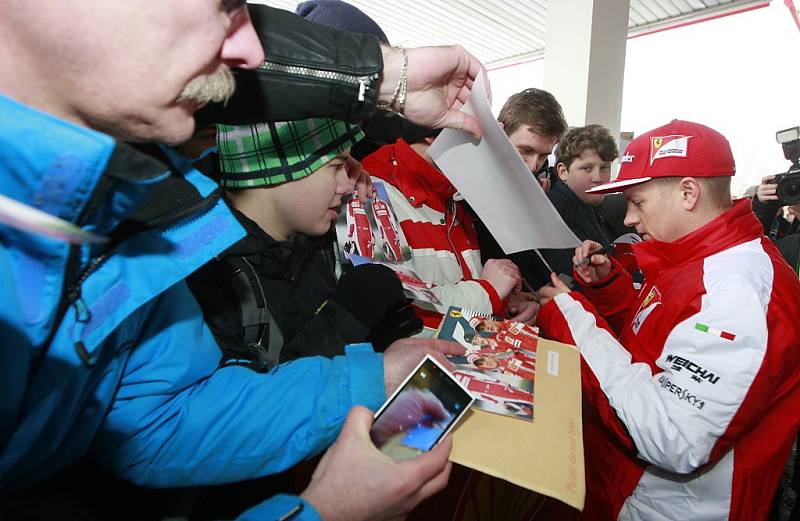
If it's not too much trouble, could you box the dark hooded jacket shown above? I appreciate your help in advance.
[188,209,369,367]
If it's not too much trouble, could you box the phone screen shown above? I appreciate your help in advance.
[370,356,474,460]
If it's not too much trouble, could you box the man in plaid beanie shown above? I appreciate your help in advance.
[188,117,421,372]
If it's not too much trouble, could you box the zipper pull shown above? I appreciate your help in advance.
[68,286,97,366]
[73,296,91,324]
[358,77,368,102]
[67,286,92,324]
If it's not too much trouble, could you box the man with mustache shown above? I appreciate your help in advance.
[0,1,488,519]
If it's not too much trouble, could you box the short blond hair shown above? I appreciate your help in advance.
[651,176,732,209]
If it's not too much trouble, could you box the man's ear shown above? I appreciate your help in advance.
[498,121,505,131]
[557,163,569,182]
[680,177,701,211]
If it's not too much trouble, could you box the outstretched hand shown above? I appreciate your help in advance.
[506,290,539,324]
[536,273,572,307]
[383,337,465,397]
[381,45,487,139]
[480,259,522,301]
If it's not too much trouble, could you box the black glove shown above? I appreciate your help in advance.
[368,304,424,352]
[330,264,406,331]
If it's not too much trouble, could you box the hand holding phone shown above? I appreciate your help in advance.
[370,355,474,460]
[301,406,453,521]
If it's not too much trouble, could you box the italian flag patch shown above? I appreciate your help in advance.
[695,322,736,341]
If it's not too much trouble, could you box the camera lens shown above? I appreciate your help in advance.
[777,174,800,205]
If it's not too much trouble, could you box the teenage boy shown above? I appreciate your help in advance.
[540,124,619,279]
[537,120,800,521]
[188,118,418,370]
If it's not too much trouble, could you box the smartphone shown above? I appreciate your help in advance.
[370,355,474,460]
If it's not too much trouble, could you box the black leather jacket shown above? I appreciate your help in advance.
[199,4,385,126]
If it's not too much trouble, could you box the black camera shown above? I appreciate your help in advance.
[773,126,800,205]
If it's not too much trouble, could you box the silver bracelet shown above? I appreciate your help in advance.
[378,46,408,113]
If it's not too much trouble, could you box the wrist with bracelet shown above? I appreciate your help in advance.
[377,46,408,114]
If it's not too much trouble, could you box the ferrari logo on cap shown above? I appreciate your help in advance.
[650,135,691,165]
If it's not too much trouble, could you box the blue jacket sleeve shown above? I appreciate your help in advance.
[238,495,321,521]
[91,281,385,487]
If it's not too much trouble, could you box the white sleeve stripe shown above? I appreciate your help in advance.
[552,294,704,473]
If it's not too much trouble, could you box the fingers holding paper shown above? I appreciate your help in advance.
[397,45,486,139]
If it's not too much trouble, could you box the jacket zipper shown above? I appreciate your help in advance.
[258,61,378,102]
[34,176,115,370]
[68,191,220,365]
[69,251,111,364]
[445,199,472,278]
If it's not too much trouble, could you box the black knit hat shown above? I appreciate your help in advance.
[295,0,389,43]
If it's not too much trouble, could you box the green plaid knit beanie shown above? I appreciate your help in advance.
[217,118,364,188]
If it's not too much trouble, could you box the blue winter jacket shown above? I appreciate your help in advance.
[0,94,386,520]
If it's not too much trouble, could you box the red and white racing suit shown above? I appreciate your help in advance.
[538,200,800,520]
[362,139,504,330]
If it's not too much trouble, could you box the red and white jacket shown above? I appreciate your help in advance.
[362,139,503,329]
[538,200,800,521]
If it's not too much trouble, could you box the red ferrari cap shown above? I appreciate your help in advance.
[587,120,736,194]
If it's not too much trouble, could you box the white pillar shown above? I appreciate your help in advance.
[543,0,630,146]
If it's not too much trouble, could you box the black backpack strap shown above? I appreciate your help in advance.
[222,256,284,371]
[228,266,269,346]
[264,307,284,367]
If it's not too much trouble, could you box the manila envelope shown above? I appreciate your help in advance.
[449,338,585,511]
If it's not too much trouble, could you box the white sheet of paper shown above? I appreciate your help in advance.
[429,75,580,253]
